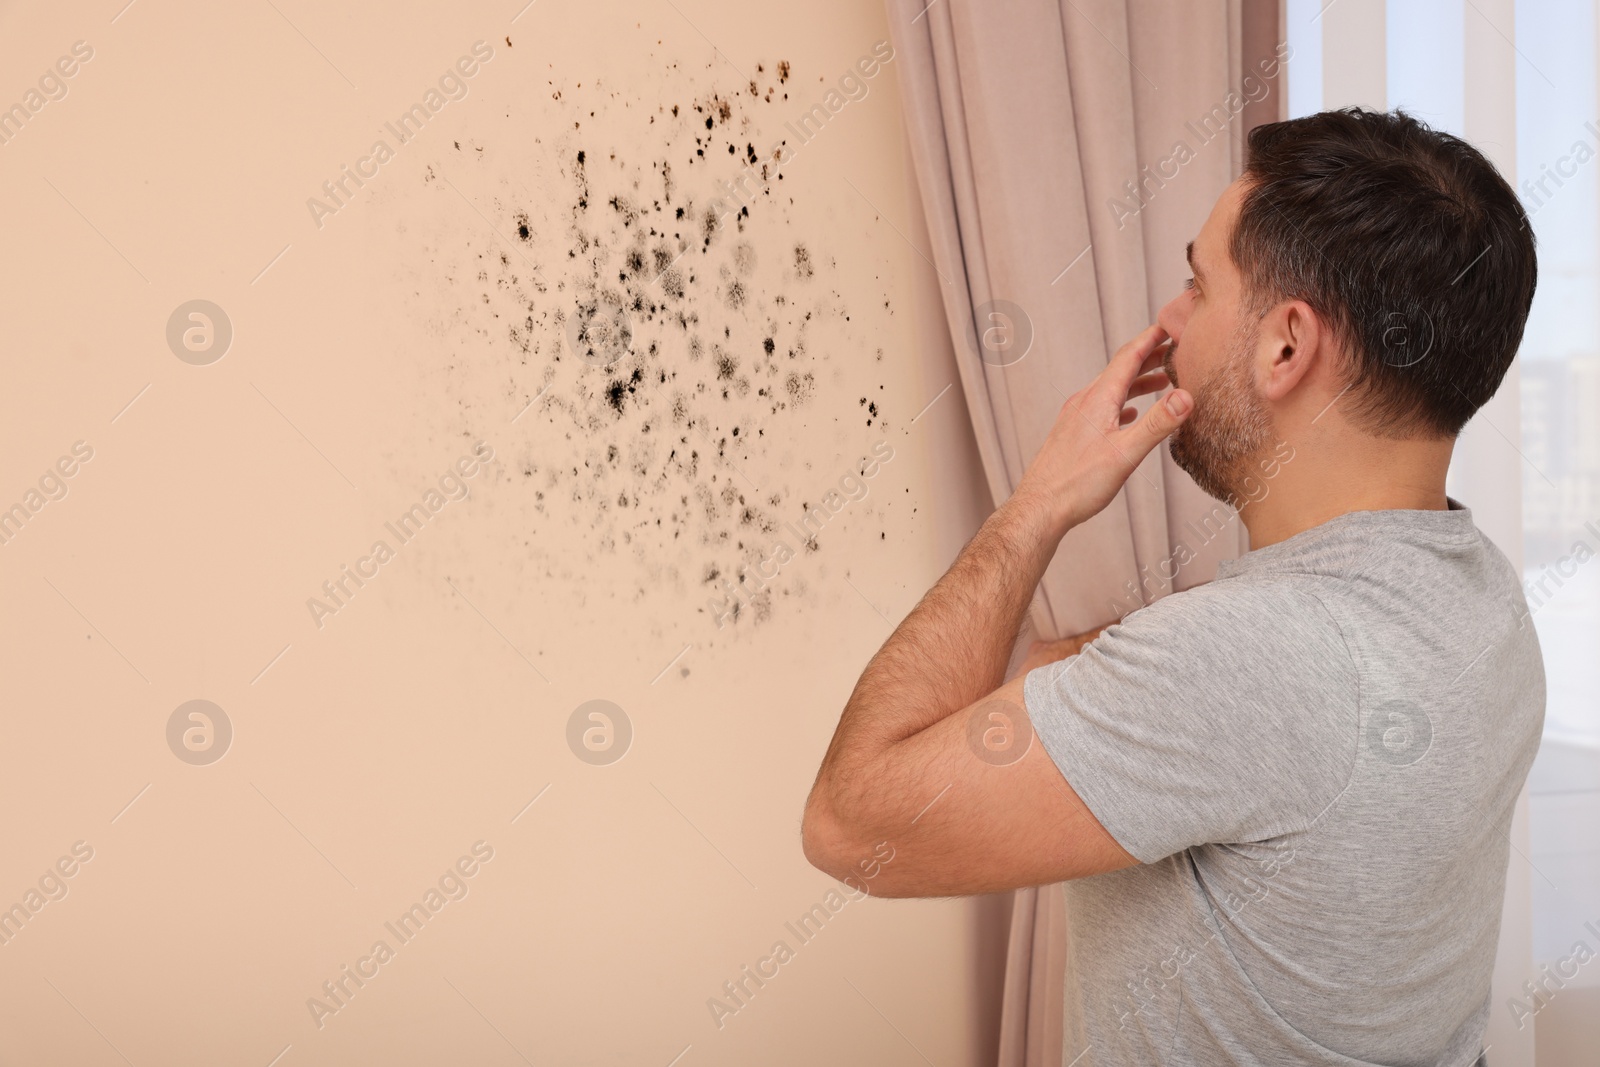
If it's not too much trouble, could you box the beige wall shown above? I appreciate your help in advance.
[0,1,1003,1063]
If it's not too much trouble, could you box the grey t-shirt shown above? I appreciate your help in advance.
[1022,499,1544,1066]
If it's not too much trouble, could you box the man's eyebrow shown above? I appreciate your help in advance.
[1186,240,1205,284]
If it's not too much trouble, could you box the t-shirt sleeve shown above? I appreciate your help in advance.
[1022,580,1360,864]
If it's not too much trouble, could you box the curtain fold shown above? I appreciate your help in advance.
[885,1,1284,1062]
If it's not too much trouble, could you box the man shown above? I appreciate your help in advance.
[801,108,1543,1065]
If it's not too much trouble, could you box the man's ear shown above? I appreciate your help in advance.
[1256,299,1322,402]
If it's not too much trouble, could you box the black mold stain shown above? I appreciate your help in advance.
[605,367,643,413]
[409,53,895,634]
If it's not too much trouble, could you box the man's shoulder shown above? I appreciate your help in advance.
[1080,572,1356,696]
[1105,571,1345,646]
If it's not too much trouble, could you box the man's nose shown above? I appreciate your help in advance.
[1157,292,1186,340]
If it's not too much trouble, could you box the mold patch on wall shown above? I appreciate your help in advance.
[396,50,903,645]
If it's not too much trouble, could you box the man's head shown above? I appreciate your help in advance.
[1157,107,1537,504]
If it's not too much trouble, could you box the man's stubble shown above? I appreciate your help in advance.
[1162,321,1274,504]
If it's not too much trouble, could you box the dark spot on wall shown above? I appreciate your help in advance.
[601,366,645,415]
[402,50,892,637]
[732,241,756,277]
[785,371,814,404]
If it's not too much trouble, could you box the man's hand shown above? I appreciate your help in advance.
[1013,324,1192,539]
[1016,625,1110,676]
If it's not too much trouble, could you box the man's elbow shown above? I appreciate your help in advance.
[803,790,931,897]
[800,785,857,881]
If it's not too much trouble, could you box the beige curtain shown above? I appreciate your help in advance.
[885,1,1285,1063]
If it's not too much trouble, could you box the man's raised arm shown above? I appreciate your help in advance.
[800,326,1192,896]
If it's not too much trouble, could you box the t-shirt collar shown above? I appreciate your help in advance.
[1214,496,1474,580]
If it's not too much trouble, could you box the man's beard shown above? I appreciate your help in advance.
[1163,322,1273,505]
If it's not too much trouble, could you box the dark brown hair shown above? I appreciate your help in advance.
[1232,107,1537,437]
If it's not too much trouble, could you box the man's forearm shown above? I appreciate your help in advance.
[811,491,1063,794]
[802,325,1188,882]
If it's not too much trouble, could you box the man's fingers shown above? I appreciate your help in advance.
[1117,388,1192,462]
[1104,325,1170,396]
[1137,343,1170,378]
[1126,369,1170,400]
[1143,389,1192,438]
[1114,367,1174,429]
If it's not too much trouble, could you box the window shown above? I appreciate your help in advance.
[1289,1,1600,1059]
[1514,0,1600,1049]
